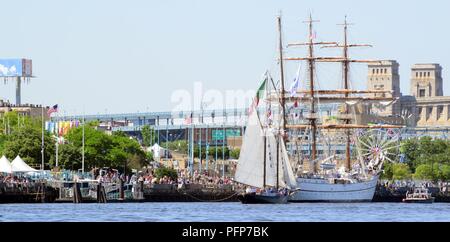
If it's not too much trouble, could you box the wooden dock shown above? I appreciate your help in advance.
[0,182,58,203]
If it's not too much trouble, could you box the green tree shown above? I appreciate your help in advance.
[229,148,240,159]
[400,138,421,171]
[62,126,147,172]
[439,164,450,181]
[141,125,155,147]
[111,132,147,170]
[161,140,188,154]
[381,162,393,180]
[2,124,55,169]
[146,151,154,161]
[413,164,436,180]
[58,143,82,170]
[392,163,412,180]
[154,166,178,181]
[65,126,112,169]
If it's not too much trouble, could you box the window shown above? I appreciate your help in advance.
[438,106,444,118]
[420,72,422,77]
[384,69,387,74]
[419,89,426,97]
[376,69,379,74]
[428,72,431,77]
[372,69,375,74]
[416,72,418,77]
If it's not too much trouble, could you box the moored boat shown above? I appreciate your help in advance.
[402,187,435,203]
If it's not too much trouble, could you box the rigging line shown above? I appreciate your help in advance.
[176,188,239,202]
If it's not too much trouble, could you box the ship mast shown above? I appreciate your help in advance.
[279,14,403,174]
[322,16,374,170]
[276,15,284,188]
[286,14,336,172]
[277,15,287,140]
[305,14,318,167]
[342,17,352,171]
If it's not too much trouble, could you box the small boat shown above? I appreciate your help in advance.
[402,187,435,203]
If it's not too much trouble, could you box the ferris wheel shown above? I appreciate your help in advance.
[354,128,401,171]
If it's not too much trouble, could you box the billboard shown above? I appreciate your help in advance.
[0,59,33,77]
[212,129,241,141]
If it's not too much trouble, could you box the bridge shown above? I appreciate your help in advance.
[54,105,450,146]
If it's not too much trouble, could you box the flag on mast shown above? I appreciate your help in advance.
[248,75,267,115]
[290,64,302,97]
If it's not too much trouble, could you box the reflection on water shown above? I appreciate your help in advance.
[0,202,449,222]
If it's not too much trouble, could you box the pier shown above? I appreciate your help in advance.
[0,182,58,203]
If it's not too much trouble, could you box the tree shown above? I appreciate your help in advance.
[141,125,155,147]
[400,138,420,171]
[414,164,435,180]
[2,124,55,169]
[229,148,240,159]
[65,126,112,169]
[439,165,450,181]
[154,166,178,181]
[392,163,412,180]
[161,140,188,154]
[381,162,393,180]
[63,125,147,171]
[111,133,147,170]
[58,143,82,170]
[147,151,154,161]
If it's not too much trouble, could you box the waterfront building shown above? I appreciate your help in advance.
[368,62,450,128]
[0,100,50,119]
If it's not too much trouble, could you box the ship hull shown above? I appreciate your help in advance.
[402,197,435,203]
[238,193,288,204]
[289,175,378,202]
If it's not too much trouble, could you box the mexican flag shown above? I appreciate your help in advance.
[248,77,267,114]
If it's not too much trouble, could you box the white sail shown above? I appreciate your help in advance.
[280,137,298,189]
[234,110,265,188]
[264,129,278,187]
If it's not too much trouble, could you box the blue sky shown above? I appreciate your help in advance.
[0,0,448,115]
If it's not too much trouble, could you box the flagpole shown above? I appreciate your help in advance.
[41,105,45,171]
[55,108,59,168]
[82,108,85,173]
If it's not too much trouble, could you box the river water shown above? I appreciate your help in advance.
[1,202,449,222]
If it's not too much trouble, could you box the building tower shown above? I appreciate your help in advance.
[367,60,401,116]
[411,64,443,98]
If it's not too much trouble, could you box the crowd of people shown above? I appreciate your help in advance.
[126,168,235,188]
[0,174,35,186]
[380,180,450,193]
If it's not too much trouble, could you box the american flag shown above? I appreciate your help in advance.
[47,104,58,117]
[184,112,193,125]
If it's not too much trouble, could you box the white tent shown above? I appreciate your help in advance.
[11,155,37,173]
[0,155,12,173]
[150,143,163,158]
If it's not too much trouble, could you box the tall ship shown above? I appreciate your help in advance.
[260,14,403,202]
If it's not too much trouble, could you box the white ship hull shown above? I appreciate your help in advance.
[289,175,379,202]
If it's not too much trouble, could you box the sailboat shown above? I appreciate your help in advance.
[269,14,403,202]
[235,106,297,204]
[234,16,298,204]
